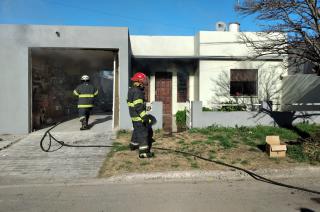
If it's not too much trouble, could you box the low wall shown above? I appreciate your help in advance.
[190,101,320,128]
[148,101,163,130]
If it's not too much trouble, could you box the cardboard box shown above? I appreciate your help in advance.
[266,136,287,158]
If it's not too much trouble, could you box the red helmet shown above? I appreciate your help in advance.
[131,72,148,83]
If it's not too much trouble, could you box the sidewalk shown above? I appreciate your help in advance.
[0,115,115,185]
[0,134,26,151]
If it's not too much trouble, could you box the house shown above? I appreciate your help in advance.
[0,23,287,134]
[130,23,286,130]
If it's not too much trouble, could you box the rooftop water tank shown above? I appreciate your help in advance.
[229,22,240,32]
[215,21,226,31]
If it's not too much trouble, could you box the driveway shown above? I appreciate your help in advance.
[0,114,115,185]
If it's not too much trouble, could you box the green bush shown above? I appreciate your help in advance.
[217,101,246,112]
[176,109,187,129]
[202,107,213,111]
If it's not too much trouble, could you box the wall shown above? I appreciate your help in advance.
[0,24,131,133]
[198,31,285,57]
[198,60,286,108]
[148,102,163,130]
[196,31,287,109]
[130,36,194,56]
[190,101,320,128]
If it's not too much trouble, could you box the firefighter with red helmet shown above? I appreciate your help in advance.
[127,72,154,158]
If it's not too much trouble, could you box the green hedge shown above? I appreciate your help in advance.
[176,109,186,128]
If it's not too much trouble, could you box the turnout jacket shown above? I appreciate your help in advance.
[127,86,147,122]
[73,82,98,108]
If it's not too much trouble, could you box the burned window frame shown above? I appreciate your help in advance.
[177,71,189,102]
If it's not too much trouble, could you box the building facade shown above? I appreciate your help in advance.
[0,23,287,133]
[130,28,286,131]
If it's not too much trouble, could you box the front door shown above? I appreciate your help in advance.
[155,72,172,132]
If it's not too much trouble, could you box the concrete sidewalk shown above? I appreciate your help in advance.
[0,115,115,185]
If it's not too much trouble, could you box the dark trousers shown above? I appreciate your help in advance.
[79,108,92,125]
[131,121,153,152]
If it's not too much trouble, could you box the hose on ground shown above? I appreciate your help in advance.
[40,122,320,195]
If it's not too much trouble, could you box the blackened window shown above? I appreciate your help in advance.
[177,71,189,102]
[230,69,257,96]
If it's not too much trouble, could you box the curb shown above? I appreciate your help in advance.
[105,166,320,183]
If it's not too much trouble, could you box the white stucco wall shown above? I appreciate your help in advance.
[130,36,194,56]
[199,60,286,108]
[198,31,285,57]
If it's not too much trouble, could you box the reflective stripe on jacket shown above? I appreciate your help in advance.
[73,82,98,108]
[127,86,147,122]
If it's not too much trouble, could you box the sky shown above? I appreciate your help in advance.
[0,0,261,35]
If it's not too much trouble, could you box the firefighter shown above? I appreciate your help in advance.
[127,72,154,158]
[73,75,98,130]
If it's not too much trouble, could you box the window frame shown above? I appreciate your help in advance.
[177,71,189,102]
[229,69,258,97]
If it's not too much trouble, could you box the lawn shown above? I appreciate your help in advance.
[98,123,320,178]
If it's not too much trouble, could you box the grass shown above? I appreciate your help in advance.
[287,145,309,162]
[98,123,320,178]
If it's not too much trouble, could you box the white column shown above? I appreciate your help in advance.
[172,70,178,114]
[150,72,155,102]
[189,74,195,101]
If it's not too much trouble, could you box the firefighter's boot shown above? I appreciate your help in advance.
[139,151,154,158]
[129,142,139,151]
[139,146,154,158]
[80,118,87,130]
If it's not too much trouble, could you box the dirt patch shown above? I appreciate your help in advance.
[302,132,320,162]
[99,127,318,178]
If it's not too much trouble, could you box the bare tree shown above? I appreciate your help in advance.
[236,0,320,75]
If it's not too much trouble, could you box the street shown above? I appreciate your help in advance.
[0,177,319,212]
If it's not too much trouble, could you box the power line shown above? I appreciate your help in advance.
[46,0,197,32]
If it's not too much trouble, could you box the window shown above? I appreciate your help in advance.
[177,71,189,102]
[230,69,257,96]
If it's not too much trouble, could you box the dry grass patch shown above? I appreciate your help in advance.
[99,124,320,178]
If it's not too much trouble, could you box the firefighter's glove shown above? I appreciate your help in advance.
[142,115,152,126]
[142,114,150,124]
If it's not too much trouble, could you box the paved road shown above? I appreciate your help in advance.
[0,115,114,185]
[0,177,319,212]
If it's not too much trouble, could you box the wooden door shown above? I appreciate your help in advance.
[155,72,172,132]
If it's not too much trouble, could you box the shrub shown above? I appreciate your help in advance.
[217,101,246,112]
[202,107,213,111]
[176,109,187,129]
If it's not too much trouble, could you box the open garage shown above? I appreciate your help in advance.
[0,25,130,134]
[30,48,115,131]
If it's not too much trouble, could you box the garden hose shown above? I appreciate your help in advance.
[40,122,320,195]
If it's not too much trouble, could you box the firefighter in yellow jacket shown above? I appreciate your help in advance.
[73,75,98,130]
[127,72,154,158]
